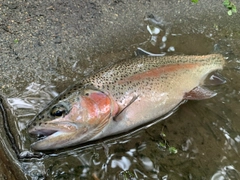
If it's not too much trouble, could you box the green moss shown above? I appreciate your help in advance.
[223,0,237,16]
[14,39,19,43]
[191,0,237,16]
[191,0,199,3]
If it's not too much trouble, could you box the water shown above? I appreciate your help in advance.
[2,16,240,179]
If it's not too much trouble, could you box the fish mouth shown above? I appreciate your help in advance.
[30,129,58,138]
[29,122,84,151]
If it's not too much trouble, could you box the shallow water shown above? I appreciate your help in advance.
[3,16,240,179]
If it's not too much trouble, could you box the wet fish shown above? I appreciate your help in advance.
[28,53,225,150]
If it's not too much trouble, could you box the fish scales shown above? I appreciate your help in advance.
[82,54,223,104]
[29,54,225,150]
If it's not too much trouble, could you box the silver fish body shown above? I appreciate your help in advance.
[29,54,225,150]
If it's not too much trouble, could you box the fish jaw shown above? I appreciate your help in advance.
[29,89,118,150]
[30,121,83,150]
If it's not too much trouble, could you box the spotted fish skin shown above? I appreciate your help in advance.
[29,54,225,150]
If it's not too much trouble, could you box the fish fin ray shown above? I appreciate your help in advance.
[113,95,139,121]
[203,72,226,86]
[184,86,217,100]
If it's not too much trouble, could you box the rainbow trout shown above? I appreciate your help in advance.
[28,53,225,150]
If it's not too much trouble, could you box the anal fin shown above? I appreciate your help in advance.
[184,86,217,100]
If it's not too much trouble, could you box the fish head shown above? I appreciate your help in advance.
[29,88,118,150]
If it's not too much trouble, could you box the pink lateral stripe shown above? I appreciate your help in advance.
[118,63,199,82]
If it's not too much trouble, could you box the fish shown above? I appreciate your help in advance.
[28,53,225,150]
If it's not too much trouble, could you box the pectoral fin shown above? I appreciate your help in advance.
[113,95,139,121]
[184,86,217,100]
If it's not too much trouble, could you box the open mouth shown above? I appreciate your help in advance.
[28,121,83,150]
[28,126,60,142]
[34,129,58,140]
[29,121,79,141]
[29,125,69,150]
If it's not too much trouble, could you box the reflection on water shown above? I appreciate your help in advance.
[3,16,240,179]
[211,165,240,180]
[5,82,59,152]
[220,127,238,154]
[111,156,131,171]
[22,161,45,179]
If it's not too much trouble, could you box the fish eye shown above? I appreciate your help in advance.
[50,104,68,117]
